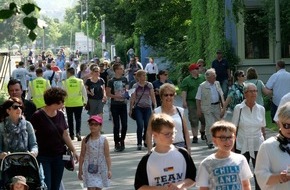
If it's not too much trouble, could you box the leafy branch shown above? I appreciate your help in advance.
[0,2,42,41]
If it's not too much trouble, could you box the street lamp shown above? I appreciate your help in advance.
[86,0,89,61]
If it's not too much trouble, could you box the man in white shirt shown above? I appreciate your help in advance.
[266,60,290,122]
[196,68,225,149]
[144,57,158,83]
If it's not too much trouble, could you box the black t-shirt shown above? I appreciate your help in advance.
[85,78,105,100]
[211,58,229,82]
[31,110,68,156]
[100,70,108,87]
[107,76,128,105]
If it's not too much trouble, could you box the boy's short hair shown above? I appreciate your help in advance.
[210,120,236,137]
[151,113,174,133]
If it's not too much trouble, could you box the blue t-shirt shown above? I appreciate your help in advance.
[211,59,229,82]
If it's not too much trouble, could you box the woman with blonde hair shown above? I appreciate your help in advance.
[146,83,191,153]
[130,70,156,150]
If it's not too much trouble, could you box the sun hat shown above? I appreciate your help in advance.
[10,176,29,190]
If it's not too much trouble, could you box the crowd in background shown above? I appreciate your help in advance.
[2,48,290,189]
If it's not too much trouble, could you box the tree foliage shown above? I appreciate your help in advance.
[0,1,41,42]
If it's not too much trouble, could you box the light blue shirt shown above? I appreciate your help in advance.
[266,69,290,105]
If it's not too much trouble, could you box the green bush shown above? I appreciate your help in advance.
[0,91,9,105]
[169,62,191,85]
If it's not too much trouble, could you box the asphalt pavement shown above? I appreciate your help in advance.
[62,96,278,190]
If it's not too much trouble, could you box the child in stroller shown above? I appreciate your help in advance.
[10,175,29,190]
[1,153,45,190]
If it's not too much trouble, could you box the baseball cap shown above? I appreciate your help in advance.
[88,115,103,124]
[188,63,200,71]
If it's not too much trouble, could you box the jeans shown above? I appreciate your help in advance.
[37,155,64,190]
[111,104,128,144]
[135,106,152,145]
[65,106,83,136]
[220,79,229,99]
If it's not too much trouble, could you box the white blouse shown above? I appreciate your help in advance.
[232,100,266,158]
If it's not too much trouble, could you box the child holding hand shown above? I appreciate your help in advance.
[78,115,112,190]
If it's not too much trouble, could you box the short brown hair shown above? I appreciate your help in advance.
[151,113,174,133]
[210,120,236,137]
[246,67,258,80]
[112,63,122,72]
[44,87,67,106]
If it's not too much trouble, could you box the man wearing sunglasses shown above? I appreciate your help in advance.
[181,63,206,144]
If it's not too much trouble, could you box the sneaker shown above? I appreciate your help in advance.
[120,141,125,151]
[192,136,198,143]
[208,144,214,149]
[200,131,206,140]
[114,143,122,152]
[76,134,82,141]
[137,144,142,151]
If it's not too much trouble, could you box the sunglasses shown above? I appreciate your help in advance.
[11,104,22,110]
[214,136,234,142]
[240,74,245,77]
[281,123,290,129]
[163,93,174,97]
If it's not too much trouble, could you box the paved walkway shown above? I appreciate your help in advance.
[62,96,278,190]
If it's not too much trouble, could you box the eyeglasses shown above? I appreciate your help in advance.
[245,90,258,93]
[281,123,290,129]
[159,131,175,138]
[11,104,22,110]
[163,93,174,97]
[89,122,101,127]
[163,74,168,76]
[214,136,234,142]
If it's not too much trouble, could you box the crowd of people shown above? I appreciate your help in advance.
[1,48,290,190]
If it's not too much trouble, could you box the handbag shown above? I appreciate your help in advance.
[175,107,187,149]
[233,108,242,153]
[131,84,147,120]
[63,145,74,171]
[40,109,75,171]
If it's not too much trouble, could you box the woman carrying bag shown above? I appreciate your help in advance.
[129,70,156,151]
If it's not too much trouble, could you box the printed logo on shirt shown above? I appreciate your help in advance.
[154,172,183,186]
[213,166,241,190]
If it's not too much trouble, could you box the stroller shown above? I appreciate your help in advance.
[0,152,46,190]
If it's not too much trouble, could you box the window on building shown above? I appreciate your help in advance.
[281,13,290,58]
[244,9,269,59]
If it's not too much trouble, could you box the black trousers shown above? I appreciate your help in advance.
[65,106,83,136]
[236,150,261,190]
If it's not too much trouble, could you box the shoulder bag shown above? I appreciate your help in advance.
[40,109,75,171]
[175,107,187,149]
[233,108,242,153]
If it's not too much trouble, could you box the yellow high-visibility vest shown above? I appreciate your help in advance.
[63,76,84,107]
[30,77,49,109]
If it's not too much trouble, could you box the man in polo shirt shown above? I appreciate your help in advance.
[196,68,225,149]
[181,63,206,143]
[211,50,231,99]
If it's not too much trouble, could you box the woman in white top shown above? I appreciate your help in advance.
[146,83,191,153]
[255,102,290,190]
[232,82,266,190]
